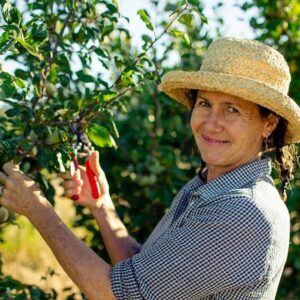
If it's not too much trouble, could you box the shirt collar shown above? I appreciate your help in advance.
[192,157,272,202]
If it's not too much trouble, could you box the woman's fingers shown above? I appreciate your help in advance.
[60,171,72,180]
[0,171,8,185]
[3,162,21,178]
[65,187,81,198]
[87,151,101,177]
[0,171,19,190]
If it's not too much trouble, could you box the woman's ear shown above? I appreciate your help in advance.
[263,114,280,138]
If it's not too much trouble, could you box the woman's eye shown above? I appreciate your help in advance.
[197,100,210,107]
[228,106,239,113]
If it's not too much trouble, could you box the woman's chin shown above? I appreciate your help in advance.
[200,156,225,167]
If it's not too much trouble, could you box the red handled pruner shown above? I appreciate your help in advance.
[70,124,100,201]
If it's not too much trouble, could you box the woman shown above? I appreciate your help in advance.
[0,37,299,300]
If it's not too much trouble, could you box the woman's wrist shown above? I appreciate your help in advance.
[90,197,115,218]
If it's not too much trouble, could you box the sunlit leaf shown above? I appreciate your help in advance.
[169,29,184,37]
[183,33,190,45]
[87,124,117,148]
[14,37,43,60]
[76,70,95,83]
[2,3,22,25]
[178,14,194,28]
[137,9,154,31]
[100,90,117,102]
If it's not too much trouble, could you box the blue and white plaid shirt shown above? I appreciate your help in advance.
[110,157,290,299]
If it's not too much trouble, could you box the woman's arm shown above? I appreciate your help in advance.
[91,204,141,265]
[62,151,141,265]
[0,162,115,300]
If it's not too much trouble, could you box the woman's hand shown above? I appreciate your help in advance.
[0,162,49,217]
[62,151,114,211]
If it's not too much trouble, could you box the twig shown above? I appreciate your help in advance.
[109,2,190,89]
[85,86,132,123]
[79,2,190,122]
[26,10,74,145]
[31,10,73,110]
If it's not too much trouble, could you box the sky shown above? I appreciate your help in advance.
[118,0,257,48]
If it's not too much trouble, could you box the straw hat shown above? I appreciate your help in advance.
[159,37,300,145]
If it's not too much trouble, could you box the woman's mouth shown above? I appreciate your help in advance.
[202,135,229,144]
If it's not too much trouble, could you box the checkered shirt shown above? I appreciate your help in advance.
[110,157,290,299]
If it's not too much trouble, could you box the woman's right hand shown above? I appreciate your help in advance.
[62,151,115,211]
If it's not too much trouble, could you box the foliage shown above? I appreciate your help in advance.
[0,0,208,296]
[0,0,202,208]
[72,0,211,261]
[0,255,82,299]
[241,0,300,299]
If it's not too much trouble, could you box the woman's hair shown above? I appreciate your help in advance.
[258,106,298,201]
[189,89,298,201]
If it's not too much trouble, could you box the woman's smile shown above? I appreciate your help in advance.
[190,91,277,181]
[202,134,229,145]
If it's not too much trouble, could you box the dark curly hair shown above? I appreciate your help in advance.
[258,107,297,201]
[189,89,298,201]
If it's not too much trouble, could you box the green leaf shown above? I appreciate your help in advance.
[35,172,55,205]
[169,29,184,37]
[137,9,154,31]
[59,73,70,87]
[102,24,114,37]
[0,32,15,54]
[0,72,16,100]
[107,3,118,14]
[178,14,194,28]
[95,48,110,58]
[100,90,117,102]
[12,76,27,89]
[200,14,208,24]
[87,124,117,148]
[76,70,95,83]
[56,153,66,173]
[106,118,119,139]
[120,66,140,87]
[112,0,119,8]
[2,3,22,25]
[5,108,18,117]
[14,37,43,60]
[183,33,190,45]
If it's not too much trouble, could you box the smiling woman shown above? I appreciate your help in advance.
[0,37,300,300]
[190,90,279,181]
[155,37,300,299]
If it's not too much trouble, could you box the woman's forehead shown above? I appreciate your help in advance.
[198,90,258,108]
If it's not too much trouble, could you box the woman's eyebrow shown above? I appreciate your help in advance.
[225,102,246,111]
[224,101,239,106]
[197,96,209,101]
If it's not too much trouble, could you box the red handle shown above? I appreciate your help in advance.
[85,159,100,199]
[71,158,80,201]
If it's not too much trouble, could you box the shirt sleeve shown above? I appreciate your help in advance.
[110,195,272,300]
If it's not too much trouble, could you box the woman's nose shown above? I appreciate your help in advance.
[204,109,224,131]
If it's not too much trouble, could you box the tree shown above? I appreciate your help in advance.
[0,0,208,297]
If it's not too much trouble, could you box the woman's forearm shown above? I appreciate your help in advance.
[91,203,142,265]
[28,200,115,300]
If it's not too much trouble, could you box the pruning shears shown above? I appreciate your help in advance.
[70,124,100,201]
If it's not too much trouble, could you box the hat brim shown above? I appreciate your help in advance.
[158,70,300,144]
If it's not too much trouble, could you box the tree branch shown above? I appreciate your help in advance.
[31,10,73,110]
[78,2,191,123]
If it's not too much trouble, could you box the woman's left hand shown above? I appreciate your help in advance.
[0,162,48,217]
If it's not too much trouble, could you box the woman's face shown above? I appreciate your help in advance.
[190,91,278,180]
